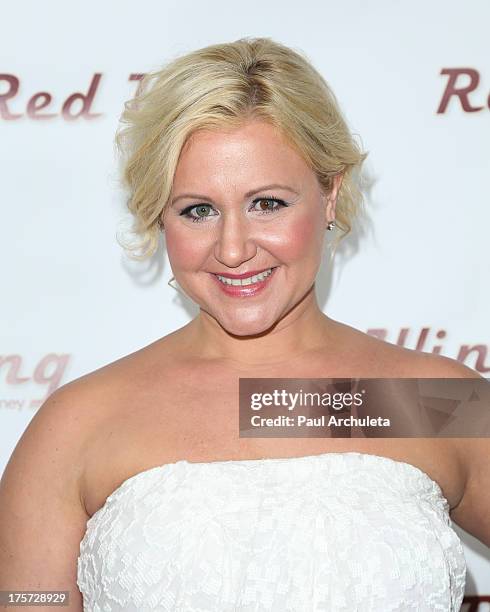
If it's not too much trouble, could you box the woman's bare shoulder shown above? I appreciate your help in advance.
[328,318,481,379]
[30,332,188,485]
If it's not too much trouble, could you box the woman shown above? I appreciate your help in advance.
[0,37,488,611]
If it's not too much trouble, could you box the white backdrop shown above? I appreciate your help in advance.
[1,0,489,602]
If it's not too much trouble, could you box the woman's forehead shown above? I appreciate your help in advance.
[175,120,310,180]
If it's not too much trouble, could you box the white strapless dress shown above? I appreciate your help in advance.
[76,451,466,611]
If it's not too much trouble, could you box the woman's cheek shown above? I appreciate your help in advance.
[271,215,323,261]
[165,226,205,271]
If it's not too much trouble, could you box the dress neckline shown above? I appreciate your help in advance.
[85,451,449,522]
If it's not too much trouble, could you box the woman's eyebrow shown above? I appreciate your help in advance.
[171,183,299,205]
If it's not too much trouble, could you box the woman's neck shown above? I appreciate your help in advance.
[186,298,335,368]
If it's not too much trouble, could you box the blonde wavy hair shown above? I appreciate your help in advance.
[115,36,368,260]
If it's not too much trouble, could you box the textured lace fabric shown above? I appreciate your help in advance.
[77,451,466,612]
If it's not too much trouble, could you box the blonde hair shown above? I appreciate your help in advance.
[115,36,368,260]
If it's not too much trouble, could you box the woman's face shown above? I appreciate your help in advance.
[163,119,340,336]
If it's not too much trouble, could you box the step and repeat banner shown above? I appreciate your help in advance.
[1,0,489,604]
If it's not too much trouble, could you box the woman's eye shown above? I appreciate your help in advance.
[180,204,215,223]
[252,198,288,214]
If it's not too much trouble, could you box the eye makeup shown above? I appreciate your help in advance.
[179,195,291,223]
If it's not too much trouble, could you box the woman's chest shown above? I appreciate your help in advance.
[81,359,467,518]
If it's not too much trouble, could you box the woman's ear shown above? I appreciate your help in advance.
[324,172,344,226]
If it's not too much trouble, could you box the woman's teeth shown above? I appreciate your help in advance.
[215,268,274,286]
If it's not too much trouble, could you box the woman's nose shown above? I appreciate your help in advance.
[213,213,257,268]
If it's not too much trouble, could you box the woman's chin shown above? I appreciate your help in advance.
[218,315,278,338]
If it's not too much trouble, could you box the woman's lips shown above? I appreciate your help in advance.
[211,267,278,297]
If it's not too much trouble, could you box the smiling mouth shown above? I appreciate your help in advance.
[214,267,278,286]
